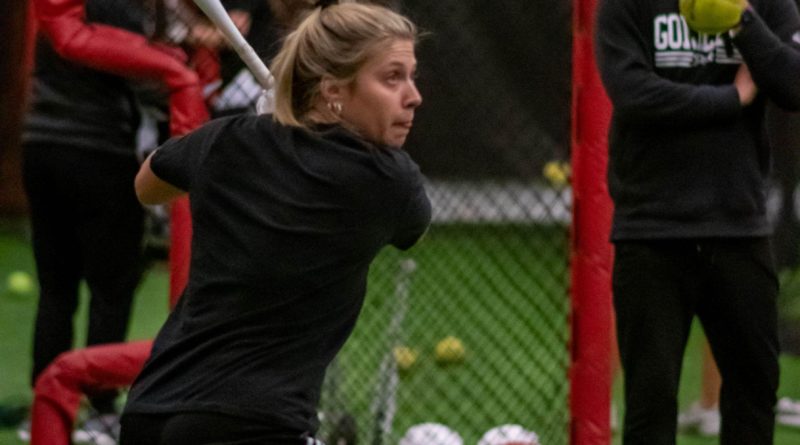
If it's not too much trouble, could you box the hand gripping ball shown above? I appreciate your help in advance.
[679,0,747,35]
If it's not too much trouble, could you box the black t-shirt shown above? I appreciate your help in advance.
[124,114,431,434]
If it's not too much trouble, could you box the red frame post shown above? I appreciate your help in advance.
[569,0,615,443]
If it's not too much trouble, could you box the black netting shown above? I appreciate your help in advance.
[318,2,574,443]
[401,1,572,180]
[768,105,800,362]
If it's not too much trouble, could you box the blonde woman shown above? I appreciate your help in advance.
[120,1,429,443]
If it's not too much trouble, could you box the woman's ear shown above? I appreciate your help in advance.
[319,75,344,104]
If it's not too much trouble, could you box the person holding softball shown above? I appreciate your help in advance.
[596,0,800,443]
[119,1,430,443]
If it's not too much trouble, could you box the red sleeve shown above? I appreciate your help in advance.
[31,0,209,135]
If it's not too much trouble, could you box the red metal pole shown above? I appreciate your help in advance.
[569,0,615,443]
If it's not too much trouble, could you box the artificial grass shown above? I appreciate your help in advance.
[2,218,799,445]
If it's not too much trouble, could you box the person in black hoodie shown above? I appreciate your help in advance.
[596,0,800,444]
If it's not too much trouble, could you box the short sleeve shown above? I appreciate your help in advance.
[150,118,227,191]
[391,160,432,250]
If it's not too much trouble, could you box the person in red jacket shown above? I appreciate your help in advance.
[20,0,207,441]
[21,0,152,439]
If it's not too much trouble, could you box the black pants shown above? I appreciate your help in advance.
[119,412,316,444]
[613,238,779,445]
[23,144,145,411]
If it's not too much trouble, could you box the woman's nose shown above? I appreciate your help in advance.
[405,82,422,108]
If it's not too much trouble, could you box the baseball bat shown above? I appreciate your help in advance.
[370,259,416,445]
[192,0,274,90]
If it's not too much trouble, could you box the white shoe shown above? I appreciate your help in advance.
[610,404,619,433]
[777,397,800,428]
[677,402,720,436]
[16,418,30,442]
[72,413,120,445]
[777,397,800,415]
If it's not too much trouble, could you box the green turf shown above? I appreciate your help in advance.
[2,218,800,445]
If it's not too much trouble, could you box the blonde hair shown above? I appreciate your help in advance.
[269,1,417,127]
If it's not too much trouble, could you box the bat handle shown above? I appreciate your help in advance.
[232,42,273,90]
[193,0,274,90]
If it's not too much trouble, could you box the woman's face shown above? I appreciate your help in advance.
[338,39,422,147]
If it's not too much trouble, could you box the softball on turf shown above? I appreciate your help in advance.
[393,346,419,372]
[543,161,570,187]
[434,336,465,365]
[6,271,34,295]
[399,423,463,445]
[478,424,540,445]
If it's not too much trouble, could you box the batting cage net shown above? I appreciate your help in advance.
[767,106,800,371]
[19,0,578,444]
[319,2,575,444]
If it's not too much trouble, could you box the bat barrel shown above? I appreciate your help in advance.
[232,43,274,89]
[193,0,274,90]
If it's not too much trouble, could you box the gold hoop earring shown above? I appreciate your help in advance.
[328,101,343,115]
